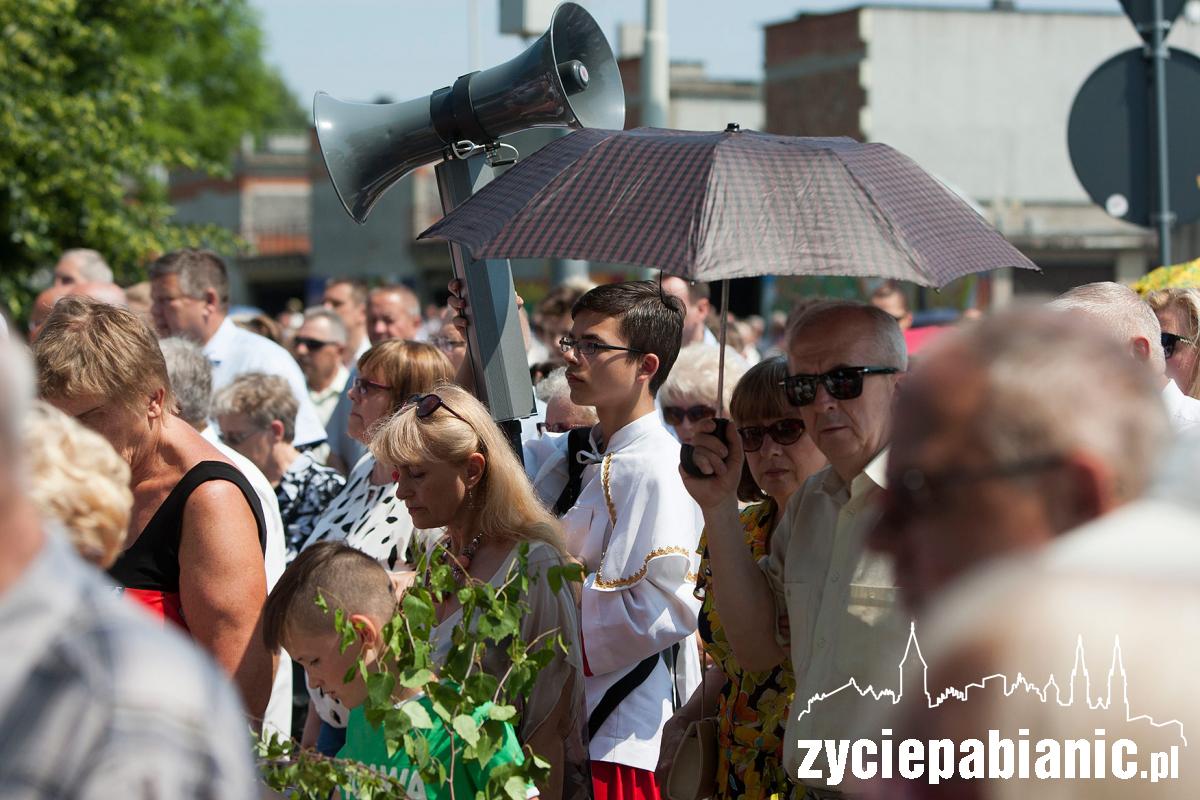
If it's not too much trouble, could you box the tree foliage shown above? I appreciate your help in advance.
[0,0,307,320]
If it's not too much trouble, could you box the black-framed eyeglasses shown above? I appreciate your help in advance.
[880,455,1064,529]
[1161,331,1197,359]
[558,336,645,358]
[351,376,392,395]
[219,427,266,447]
[293,336,339,351]
[737,418,805,452]
[662,404,716,426]
[404,393,469,426]
[779,366,900,407]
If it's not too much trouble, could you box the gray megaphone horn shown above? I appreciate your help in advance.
[314,1,624,224]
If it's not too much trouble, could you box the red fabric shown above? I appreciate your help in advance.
[903,325,949,356]
[592,761,660,800]
[123,588,189,632]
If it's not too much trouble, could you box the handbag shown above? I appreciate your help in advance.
[666,663,719,800]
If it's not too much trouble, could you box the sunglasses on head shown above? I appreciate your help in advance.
[404,393,468,425]
[662,404,717,426]
[737,418,805,452]
[779,366,900,407]
[1161,331,1197,359]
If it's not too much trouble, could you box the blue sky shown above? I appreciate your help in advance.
[250,0,1123,108]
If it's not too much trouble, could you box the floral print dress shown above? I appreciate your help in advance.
[696,501,795,800]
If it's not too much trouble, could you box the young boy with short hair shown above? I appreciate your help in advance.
[263,542,533,800]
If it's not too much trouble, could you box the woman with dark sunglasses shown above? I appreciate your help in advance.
[658,343,749,445]
[371,384,588,800]
[1146,288,1200,400]
[656,357,827,800]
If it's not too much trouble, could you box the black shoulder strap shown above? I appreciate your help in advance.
[552,426,595,517]
[587,652,659,740]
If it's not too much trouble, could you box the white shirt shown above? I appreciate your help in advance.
[200,427,292,741]
[525,411,703,771]
[765,450,909,784]
[203,317,326,447]
[1161,379,1200,433]
[309,365,349,428]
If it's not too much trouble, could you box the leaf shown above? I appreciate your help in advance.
[487,704,517,721]
[503,776,529,800]
[402,700,436,730]
[399,667,436,689]
[402,591,435,630]
[452,714,481,747]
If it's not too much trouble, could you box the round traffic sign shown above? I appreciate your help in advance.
[1067,47,1200,228]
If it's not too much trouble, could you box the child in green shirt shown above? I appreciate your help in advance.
[262,541,535,799]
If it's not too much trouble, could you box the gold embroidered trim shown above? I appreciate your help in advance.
[600,453,616,527]
[593,546,695,589]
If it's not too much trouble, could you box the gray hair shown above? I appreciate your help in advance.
[535,366,571,404]
[60,249,113,284]
[788,299,909,371]
[158,337,212,427]
[1048,282,1165,374]
[302,307,348,344]
[944,305,1168,504]
[148,249,230,310]
[211,373,298,443]
[659,343,749,411]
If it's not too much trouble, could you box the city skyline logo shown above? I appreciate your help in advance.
[795,623,1187,747]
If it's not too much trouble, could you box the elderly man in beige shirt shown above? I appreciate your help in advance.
[683,300,910,797]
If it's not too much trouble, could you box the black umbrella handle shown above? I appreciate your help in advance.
[680,418,730,480]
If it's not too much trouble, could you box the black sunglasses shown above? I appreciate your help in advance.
[779,366,899,407]
[559,336,645,358]
[293,336,338,351]
[1161,331,1197,359]
[404,393,469,426]
[662,404,716,426]
[737,418,805,452]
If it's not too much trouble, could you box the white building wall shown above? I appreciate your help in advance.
[670,96,764,132]
[861,8,1200,206]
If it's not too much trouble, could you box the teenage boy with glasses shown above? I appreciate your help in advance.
[450,279,703,800]
[682,299,909,798]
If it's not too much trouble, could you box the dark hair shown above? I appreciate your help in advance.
[148,249,230,309]
[571,280,684,395]
[730,357,794,503]
[325,277,369,306]
[871,280,909,314]
[262,541,395,653]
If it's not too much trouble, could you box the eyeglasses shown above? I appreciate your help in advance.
[351,376,392,395]
[558,336,645,358]
[662,404,717,426]
[219,427,265,447]
[293,336,339,351]
[779,366,900,407]
[1161,331,1197,359]
[737,418,805,452]
[404,393,469,425]
[880,455,1064,529]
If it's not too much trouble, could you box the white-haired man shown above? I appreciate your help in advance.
[1048,281,1200,432]
[53,248,113,287]
[0,337,259,796]
[684,300,910,795]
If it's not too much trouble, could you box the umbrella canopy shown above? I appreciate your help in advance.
[1130,258,1200,295]
[419,126,1039,289]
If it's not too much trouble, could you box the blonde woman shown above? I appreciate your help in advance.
[24,401,132,568]
[1146,288,1200,399]
[372,383,587,800]
[659,343,749,444]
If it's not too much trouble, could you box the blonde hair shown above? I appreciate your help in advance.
[357,340,454,415]
[24,402,131,567]
[34,295,174,413]
[370,383,568,559]
[1146,288,1200,398]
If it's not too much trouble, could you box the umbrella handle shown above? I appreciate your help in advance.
[680,418,730,479]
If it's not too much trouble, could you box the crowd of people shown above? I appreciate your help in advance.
[2,244,1199,799]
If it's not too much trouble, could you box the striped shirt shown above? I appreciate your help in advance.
[0,528,260,799]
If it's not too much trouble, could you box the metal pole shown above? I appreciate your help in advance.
[642,0,669,128]
[1150,0,1173,266]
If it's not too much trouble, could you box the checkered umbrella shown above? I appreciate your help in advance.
[419,126,1039,288]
